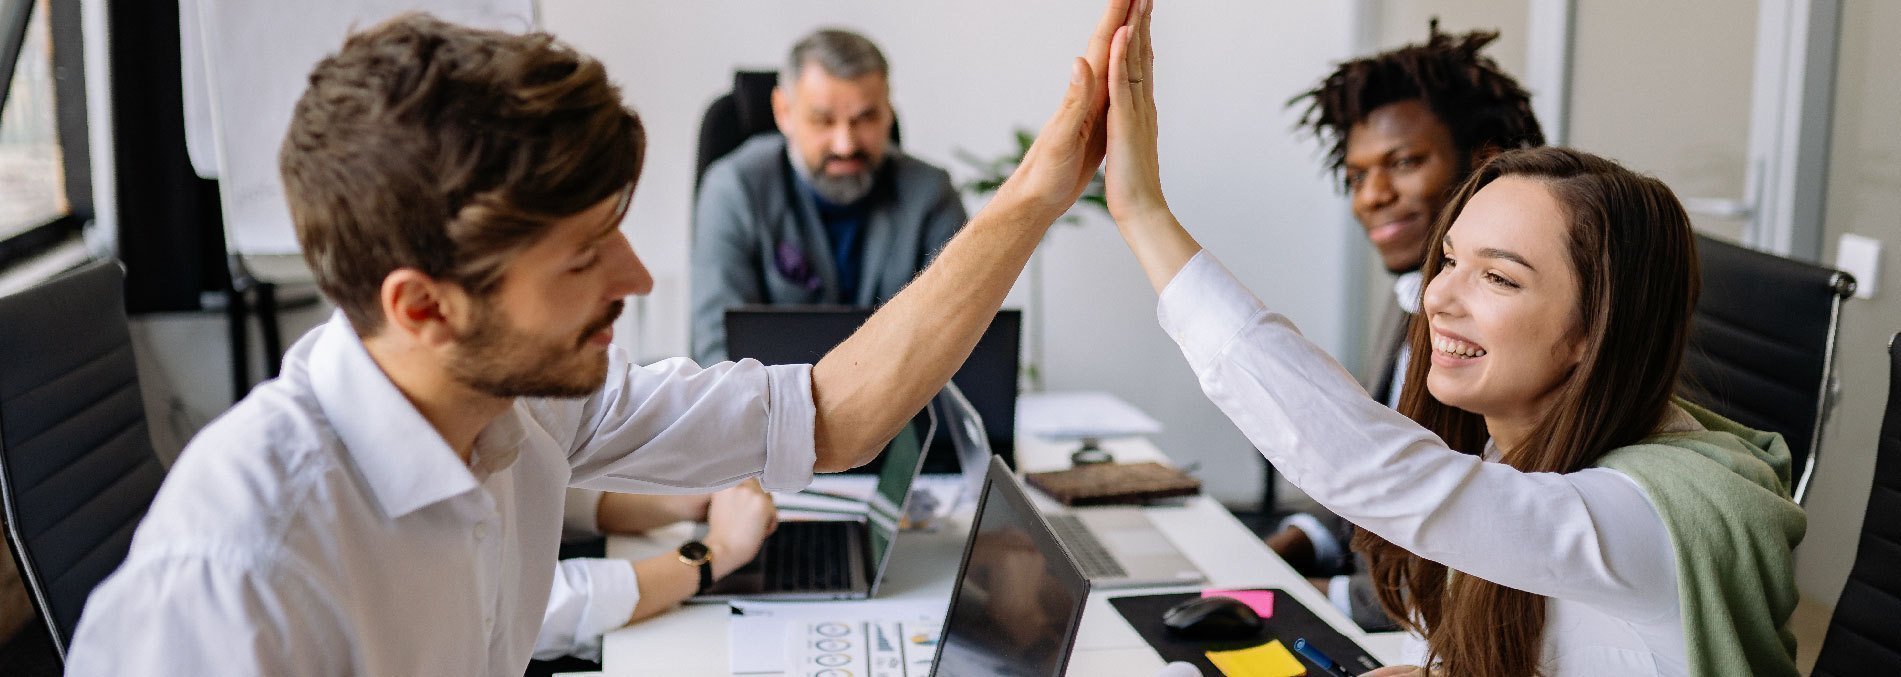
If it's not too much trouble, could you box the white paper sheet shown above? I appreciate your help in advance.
[784,618,940,676]
[772,474,967,526]
[728,599,945,675]
[1016,390,1164,439]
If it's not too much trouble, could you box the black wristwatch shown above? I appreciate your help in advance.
[677,540,714,594]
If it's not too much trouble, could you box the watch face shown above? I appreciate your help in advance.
[678,541,710,562]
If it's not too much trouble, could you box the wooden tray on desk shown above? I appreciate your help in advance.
[1023,461,1201,506]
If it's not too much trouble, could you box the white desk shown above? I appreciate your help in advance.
[598,436,1406,675]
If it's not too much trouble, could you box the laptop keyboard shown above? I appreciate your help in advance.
[1044,513,1130,579]
[760,521,854,591]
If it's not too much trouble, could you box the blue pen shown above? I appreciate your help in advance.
[1292,638,1356,677]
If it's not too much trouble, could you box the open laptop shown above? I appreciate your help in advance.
[725,306,1019,473]
[930,456,1092,677]
[938,382,1206,590]
[693,405,936,601]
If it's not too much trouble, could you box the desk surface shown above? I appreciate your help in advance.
[599,436,1407,675]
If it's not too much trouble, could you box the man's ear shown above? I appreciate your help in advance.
[378,269,469,348]
[771,84,793,136]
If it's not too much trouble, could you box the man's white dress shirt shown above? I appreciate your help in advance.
[65,312,817,675]
[1158,252,1690,676]
[541,487,630,662]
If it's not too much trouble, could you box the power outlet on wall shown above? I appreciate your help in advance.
[1835,233,1882,300]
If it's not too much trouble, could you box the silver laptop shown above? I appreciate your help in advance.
[693,404,936,601]
[930,456,1092,677]
[938,383,1204,589]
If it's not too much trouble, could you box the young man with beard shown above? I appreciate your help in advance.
[689,28,967,364]
[1263,24,1545,632]
[64,4,1132,673]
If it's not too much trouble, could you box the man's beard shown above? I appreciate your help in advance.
[809,161,876,204]
[447,299,624,399]
[792,146,883,205]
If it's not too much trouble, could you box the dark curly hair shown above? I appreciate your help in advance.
[1291,21,1543,184]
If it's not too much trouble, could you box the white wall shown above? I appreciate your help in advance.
[1801,0,1901,608]
[1377,0,1528,75]
[1567,0,1759,240]
[539,0,1363,506]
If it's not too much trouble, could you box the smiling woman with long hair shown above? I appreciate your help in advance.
[1089,2,1804,676]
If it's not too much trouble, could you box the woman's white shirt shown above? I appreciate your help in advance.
[1156,251,1687,677]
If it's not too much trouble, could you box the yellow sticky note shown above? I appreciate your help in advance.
[1205,639,1307,677]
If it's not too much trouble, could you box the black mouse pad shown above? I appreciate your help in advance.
[1107,589,1384,675]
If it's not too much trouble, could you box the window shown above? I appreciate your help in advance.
[0,0,86,269]
[0,0,63,239]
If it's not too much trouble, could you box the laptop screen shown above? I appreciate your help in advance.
[931,456,1091,677]
[724,307,1019,473]
[865,404,935,589]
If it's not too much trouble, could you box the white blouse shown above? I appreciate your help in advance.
[1156,252,1689,676]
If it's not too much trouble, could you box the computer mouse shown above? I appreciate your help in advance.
[1161,596,1264,640]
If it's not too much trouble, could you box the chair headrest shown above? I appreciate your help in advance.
[732,70,780,138]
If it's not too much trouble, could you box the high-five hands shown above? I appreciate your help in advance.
[1098,0,1203,292]
[995,0,1197,292]
[1104,0,1166,226]
[993,0,1136,222]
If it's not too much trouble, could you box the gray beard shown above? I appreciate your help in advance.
[788,144,886,205]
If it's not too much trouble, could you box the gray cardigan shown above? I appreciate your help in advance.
[690,135,966,364]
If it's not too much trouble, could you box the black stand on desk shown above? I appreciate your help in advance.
[1261,455,1278,513]
[225,255,321,401]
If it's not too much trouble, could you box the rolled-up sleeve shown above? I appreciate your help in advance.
[547,347,817,495]
[534,558,640,662]
[760,362,818,491]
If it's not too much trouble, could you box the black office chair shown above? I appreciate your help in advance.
[1810,332,1901,673]
[1681,234,1854,504]
[692,69,902,198]
[0,260,165,659]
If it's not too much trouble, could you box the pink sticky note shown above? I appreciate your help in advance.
[1201,588,1275,619]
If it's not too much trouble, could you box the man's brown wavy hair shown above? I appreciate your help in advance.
[280,13,644,335]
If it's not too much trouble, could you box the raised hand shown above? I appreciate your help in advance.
[1099,0,1202,293]
[1104,0,1167,224]
[992,0,1135,221]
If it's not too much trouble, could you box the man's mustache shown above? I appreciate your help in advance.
[822,152,872,168]
[578,300,624,346]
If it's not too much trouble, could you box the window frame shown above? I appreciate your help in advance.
[0,0,92,271]
[1520,0,1841,260]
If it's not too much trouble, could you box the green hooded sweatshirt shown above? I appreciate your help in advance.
[1595,400,1807,677]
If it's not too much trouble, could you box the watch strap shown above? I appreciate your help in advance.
[678,540,714,594]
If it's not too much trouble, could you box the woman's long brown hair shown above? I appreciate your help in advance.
[1351,147,1700,676]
